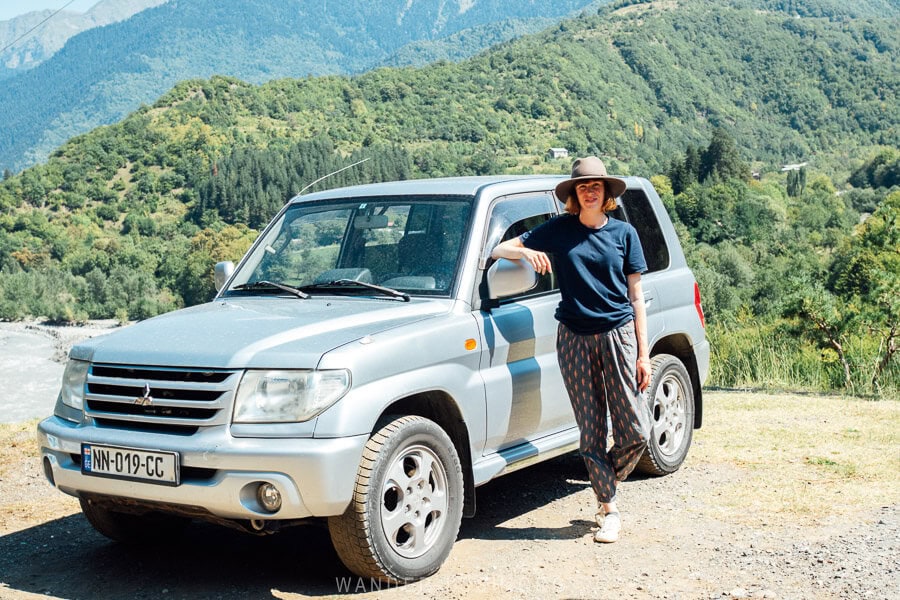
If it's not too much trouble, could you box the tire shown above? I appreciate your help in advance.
[79,497,189,544]
[636,354,695,476]
[328,415,464,584]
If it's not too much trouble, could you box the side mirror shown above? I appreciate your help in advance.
[214,261,235,292]
[486,258,537,300]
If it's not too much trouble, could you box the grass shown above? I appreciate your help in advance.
[707,321,835,392]
[0,419,82,533]
[692,391,900,524]
[0,420,39,480]
[706,319,900,398]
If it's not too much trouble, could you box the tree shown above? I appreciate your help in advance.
[786,166,806,197]
[21,170,47,208]
[848,149,900,189]
[699,128,749,183]
[786,281,854,390]
[177,224,257,306]
[828,191,900,392]
[684,145,701,185]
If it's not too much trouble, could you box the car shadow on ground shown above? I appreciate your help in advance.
[0,512,348,598]
[458,450,595,542]
[0,452,625,598]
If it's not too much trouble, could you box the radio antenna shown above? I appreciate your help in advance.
[298,157,371,195]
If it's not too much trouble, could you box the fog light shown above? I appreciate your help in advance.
[257,482,282,513]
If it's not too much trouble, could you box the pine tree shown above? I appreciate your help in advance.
[700,128,749,183]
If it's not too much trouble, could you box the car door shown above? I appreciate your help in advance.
[475,192,575,456]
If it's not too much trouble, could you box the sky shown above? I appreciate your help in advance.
[0,0,98,22]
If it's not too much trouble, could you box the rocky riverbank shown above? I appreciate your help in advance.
[0,320,121,423]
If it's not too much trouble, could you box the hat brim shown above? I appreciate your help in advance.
[555,175,627,201]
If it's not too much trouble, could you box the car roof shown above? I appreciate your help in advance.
[287,174,646,205]
[288,175,643,211]
[289,175,555,203]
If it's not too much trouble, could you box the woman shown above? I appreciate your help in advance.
[491,156,651,543]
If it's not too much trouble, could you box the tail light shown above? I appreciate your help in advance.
[694,281,706,328]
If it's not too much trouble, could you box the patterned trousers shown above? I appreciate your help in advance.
[557,321,651,503]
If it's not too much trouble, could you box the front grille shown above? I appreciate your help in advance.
[85,364,240,431]
[91,365,232,383]
[90,384,221,402]
[93,418,199,436]
[89,400,218,419]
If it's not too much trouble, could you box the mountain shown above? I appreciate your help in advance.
[0,0,600,173]
[0,0,168,79]
[384,17,561,68]
[746,0,899,17]
[0,0,897,318]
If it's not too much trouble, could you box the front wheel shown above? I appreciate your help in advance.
[328,415,464,584]
[636,354,695,476]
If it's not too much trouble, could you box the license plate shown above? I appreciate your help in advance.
[82,444,180,486]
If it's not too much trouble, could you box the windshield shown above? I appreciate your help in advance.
[224,195,473,297]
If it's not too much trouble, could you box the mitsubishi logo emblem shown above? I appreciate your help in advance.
[134,383,153,407]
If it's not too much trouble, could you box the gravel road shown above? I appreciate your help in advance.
[0,441,896,600]
[0,322,896,599]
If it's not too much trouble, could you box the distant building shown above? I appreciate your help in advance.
[781,162,808,171]
[548,147,569,159]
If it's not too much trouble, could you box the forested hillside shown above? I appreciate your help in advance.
[0,0,897,395]
[0,0,598,172]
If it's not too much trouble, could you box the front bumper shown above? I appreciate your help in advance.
[37,416,368,520]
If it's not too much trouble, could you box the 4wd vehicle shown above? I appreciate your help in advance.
[37,175,708,583]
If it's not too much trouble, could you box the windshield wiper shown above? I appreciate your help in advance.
[301,279,410,302]
[232,280,309,299]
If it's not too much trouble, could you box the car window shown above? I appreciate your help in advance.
[498,214,558,295]
[483,193,558,300]
[613,190,670,273]
[226,196,473,296]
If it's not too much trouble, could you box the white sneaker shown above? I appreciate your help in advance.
[594,511,621,543]
[595,495,616,526]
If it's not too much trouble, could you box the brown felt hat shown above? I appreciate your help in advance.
[554,156,627,200]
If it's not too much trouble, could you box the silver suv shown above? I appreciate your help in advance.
[37,175,708,583]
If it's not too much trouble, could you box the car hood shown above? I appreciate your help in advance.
[70,297,448,369]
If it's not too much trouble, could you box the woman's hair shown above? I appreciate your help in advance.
[563,184,618,215]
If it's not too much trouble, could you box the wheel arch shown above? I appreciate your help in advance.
[376,391,477,518]
[650,333,703,429]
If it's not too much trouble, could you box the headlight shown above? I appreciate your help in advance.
[233,369,350,423]
[60,359,89,410]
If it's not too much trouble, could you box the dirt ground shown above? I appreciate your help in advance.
[0,323,897,600]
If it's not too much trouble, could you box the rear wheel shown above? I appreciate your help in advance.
[328,415,464,584]
[79,497,189,544]
[636,354,695,476]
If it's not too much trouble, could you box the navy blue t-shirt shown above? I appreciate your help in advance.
[521,214,647,334]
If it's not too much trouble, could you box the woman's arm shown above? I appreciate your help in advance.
[627,272,651,391]
[490,236,553,275]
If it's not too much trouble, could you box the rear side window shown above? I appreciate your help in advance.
[613,190,669,273]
